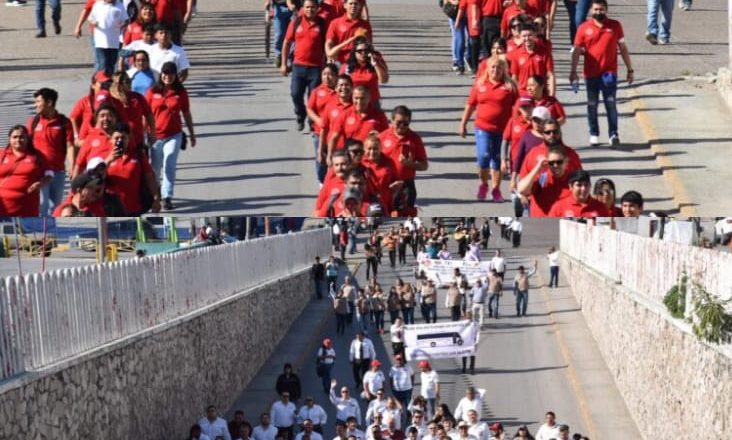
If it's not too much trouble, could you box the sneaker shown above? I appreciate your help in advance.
[589,135,600,146]
[456,65,465,75]
[35,30,46,38]
[53,20,61,35]
[491,187,504,203]
[477,183,489,200]
[163,198,174,211]
[679,1,690,10]
[645,32,658,45]
[274,57,282,68]
[609,134,620,149]
[452,63,459,72]
[296,118,305,132]
[659,38,670,45]
[5,0,27,6]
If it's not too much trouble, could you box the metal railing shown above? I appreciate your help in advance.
[0,228,330,381]
[559,220,732,306]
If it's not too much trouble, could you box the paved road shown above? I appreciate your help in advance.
[227,219,640,439]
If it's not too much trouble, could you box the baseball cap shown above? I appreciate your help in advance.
[418,360,430,369]
[93,71,110,84]
[86,157,107,172]
[489,422,503,431]
[370,359,382,367]
[323,338,332,347]
[531,106,551,121]
[457,421,469,429]
[518,95,534,107]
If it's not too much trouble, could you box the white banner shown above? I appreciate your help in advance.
[417,259,490,286]
[404,320,478,361]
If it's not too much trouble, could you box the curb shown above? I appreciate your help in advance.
[623,84,697,216]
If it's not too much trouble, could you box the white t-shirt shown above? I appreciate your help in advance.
[535,423,560,440]
[420,370,439,399]
[363,370,386,394]
[491,257,505,273]
[548,251,560,267]
[89,1,129,48]
[149,43,191,74]
[198,417,231,440]
[389,365,414,391]
[253,425,278,440]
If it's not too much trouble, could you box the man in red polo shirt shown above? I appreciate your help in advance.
[501,0,538,37]
[509,24,555,96]
[327,86,388,161]
[518,119,581,180]
[315,150,350,216]
[281,0,327,131]
[548,169,611,217]
[325,0,372,64]
[362,132,400,214]
[321,75,354,167]
[569,0,633,148]
[379,105,428,215]
[517,145,572,217]
[27,88,75,216]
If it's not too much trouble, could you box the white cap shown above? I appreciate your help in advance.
[531,106,551,121]
[86,157,106,171]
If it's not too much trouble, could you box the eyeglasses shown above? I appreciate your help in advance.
[543,129,560,135]
[547,160,564,167]
[341,390,349,394]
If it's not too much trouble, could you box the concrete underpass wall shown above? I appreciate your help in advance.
[564,257,732,440]
[0,244,327,439]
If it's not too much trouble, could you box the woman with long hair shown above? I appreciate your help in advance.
[109,71,156,153]
[526,75,566,124]
[592,177,623,216]
[430,403,455,425]
[459,56,518,202]
[341,36,389,109]
[69,71,112,147]
[123,1,157,45]
[0,125,52,216]
[145,61,196,211]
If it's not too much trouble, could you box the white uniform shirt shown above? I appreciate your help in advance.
[548,251,560,267]
[349,338,377,362]
[363,370,386,394]
[298,404,328,426]
[510,220,522,233]
[198,417,231,440]
[329,389,362,425]
[389,365,414,391]
[89,1,129,48]
[490,256,505,273]
[420,370,440,399]
[296,432,324,440]
[454,395,484,422]
[366,398,388,424]
[535,423,560,440]
[390,324,404,343]
[271,401,297,428]
[468,422,488,440]
[253,425,278,440]
[318,347,337,365]
[149,42,191,74]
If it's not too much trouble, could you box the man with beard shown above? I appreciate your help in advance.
[517,144,575,217]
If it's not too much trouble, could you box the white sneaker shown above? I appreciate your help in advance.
[609,134,620,148]
[589,135,600,146]
[5,0,28,6]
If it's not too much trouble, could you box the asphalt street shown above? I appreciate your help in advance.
[227,219,641,439]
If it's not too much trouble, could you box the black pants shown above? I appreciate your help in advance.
[389,310,400,324]
[512,231,521,247]
[398,243,407,264]
[347,301,355,324]
[388,250,396,268]
[550,266,560,287]
[336,313,348,334]
[392,342,404,358]
[462,356,475,373]
[468,35,481,72]
[450,305,461,321]
[352,359,370,388]
[420,303,432,323]
[366,257,378,279]
[481,16,501,56]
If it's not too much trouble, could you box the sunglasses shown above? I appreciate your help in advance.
[543,129,560,135]
[547,160,564,167]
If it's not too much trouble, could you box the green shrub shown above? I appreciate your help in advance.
[690,284,732,345]
[663,273,687,319]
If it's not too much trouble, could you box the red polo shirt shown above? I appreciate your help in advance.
[321,98,352,141]
[519,143,582,179]
[502,112,530,165]
[461,0,482,38]
[481,0,503,17]
[0,150,48,216]
[548,193,611,218]
[340,55,385,102]
[527,0,552,13]
[104,153,154,214]
[109,92,152,148]
[509,43,554,93]
[307,84,337,134]
[69,91,112,142]
[535,95,566,121]
[27,113,73,172]
[53,193,106,217]
[332,106,389,149]
[379,128,427,181]
[501,4,537,36]
[124,21,145,45]
[574,18,625,78]
[315,173,346,216]
[285,15,326,67]
[76,127,112,172]
[326,15,372,64]
[145,88,190,139]
[362,154,397,212]
[467,79,517,132]
[527,170,572,217]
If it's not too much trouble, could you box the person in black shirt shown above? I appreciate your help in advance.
[311,256,326,299]
[275,363,302,405]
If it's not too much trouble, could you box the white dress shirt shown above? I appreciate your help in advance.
[363,370,386,394]
[349,337,377,362]
[296,432,324,440]
[330,388,362,425]
[389,365,414,391]
[453,395,484,422]
[490,256,505,273]
[253,425,278,440]
[271,401,297,428]
[298,404,328,426]
[468,422,488,440]
[365,398,388,424]
[535,423,560,440]
[198,417,232,440]
[419,370,440,399]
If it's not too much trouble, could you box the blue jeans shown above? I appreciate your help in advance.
[564,0,578,44]
[273,3,293,58]
[402,307,415,325]
[39,170,65,216]
[348,231,357,254]
[313,134,326,183]
[320,362,334,393]
[449,16,468,67]
[575,0,592,39]
[35,0,60,32]
[356,312,369,332]
[96,48,118,76]
[291,64,321,121]
[585,76,618,137]
[151,132,183,199]
[549,266,559,287]
[647,0,674,40]
[474,128,502,170]
[488,293,500,318]
[516,290,528,316]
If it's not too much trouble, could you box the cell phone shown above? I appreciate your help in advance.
[114,138,124,153]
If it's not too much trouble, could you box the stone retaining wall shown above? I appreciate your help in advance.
[564,256,732,439]
[0,269,312,439]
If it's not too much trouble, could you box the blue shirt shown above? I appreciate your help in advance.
[130,69,155,96]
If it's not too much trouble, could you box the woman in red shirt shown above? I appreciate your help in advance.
[145,62,195,211]
[73,102,120,178]
[341,37,389,109]
[69,71,112,146]
[53,172,106,217]
[123,2,157,45]
[526,74,566,124]
[0,125,52,216]
[306,63,339,184]
[109,71,156,150]
[459,56,518,202]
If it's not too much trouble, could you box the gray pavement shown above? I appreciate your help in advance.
[1,0,730,215]
[225,219,640,440]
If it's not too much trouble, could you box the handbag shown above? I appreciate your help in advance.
[440,0,459,19]
[180,131,188,151]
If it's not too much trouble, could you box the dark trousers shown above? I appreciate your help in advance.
[420,303,432,323]
[468,35,481,72]
[35,0,60,32]
[392,342,405,357]
[352,359,370,387]
[366,257,378,279]
[516,290,528,316]
[347,301,355,324]
[585,76,619,137]
[388,250,396,268]
[398,244,407,264]
[450,305,461,321]
[549,266,559,288]
[480,16,501,56]
[327,275,338,290]
[488,293,500,318]
[314,279,324,299]
[402,306,414,324]
[389,310,400,324]
[96,48,118,76]
[462,355,475,373]
[374,310,385,331]
[336,313,348,334]
[320,362,334,392]
[564,0,578,44]
[292,65,321,119]
[512,231,521,247]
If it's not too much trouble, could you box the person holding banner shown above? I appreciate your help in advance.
[513,260,537,317]
[419,279,438,324]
